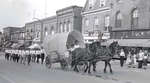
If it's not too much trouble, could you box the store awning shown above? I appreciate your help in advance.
[28,43,41,50]
[4,42,12,48]
[11,43,24,49]
[101,39,150,47]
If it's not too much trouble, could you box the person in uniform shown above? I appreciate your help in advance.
[36,50,40,64]
[32,50,36,63]
[22,50,26,65]
[27,50,31,65]
[126,51,132,67]
[40,49,45,64]
[138,49,144,69]
[120,49,125,67]
[143,50,148,69]
[16,50,20,63]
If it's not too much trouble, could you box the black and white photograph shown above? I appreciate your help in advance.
[0,0,150,83]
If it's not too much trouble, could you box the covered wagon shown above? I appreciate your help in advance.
[43,30,85,69]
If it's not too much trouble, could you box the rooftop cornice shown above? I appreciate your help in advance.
[82,7,111,15]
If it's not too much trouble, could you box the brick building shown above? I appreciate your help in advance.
[25,16,57,43]
[56,6,82,33]
[25,5,83,44]
[82,0,112,43]
[3,27,25,48]
[110,0,150,39]
[82,0,150,45]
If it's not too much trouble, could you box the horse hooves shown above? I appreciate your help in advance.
[88,71,91,74]
[93,69,97,72]
[104,70,107,73]
[110,71,113,74]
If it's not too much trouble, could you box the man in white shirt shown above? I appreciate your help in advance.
[120,49,125,67]
[138,49,144,68]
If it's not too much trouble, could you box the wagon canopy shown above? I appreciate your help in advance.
[43,30,85,56]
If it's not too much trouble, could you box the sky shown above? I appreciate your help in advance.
[0,0,86,31]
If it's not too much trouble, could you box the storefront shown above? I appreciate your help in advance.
[111,30,150,39]
[102,39,150,48]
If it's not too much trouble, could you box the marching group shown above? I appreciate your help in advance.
[119,48,150,69]
[4,49,45,65]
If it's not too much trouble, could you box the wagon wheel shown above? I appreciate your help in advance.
[60,59,68,70]
[45,56,52,69]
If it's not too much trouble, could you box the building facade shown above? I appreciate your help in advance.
[3,27,25,48]
[3,27,22,42]
[0,32,4,48]
[110,0,150,39]
[25,16,57,43]
[56,6,82,33]
[82,0,150,43]
[25,5,83,44]
[82,0,112,43]
[11,27,25,43]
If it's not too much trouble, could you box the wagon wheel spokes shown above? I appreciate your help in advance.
[45,57,52,69]
[60,59,68,70]
[45,62,52,69]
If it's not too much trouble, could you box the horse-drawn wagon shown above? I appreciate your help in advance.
[43,31,85,69]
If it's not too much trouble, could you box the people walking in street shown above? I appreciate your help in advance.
[138,49,144,69]
[132,53,137,68]
[40,49,45,64]
[16,53,20,63]
[143,50,148,69]
[36,51,40,64]
[120,49,125,67]
[23,50,27,65]
[126,51,132,67]
[20,50,24,64]
[27,50,31,65]
[5,50,10,61]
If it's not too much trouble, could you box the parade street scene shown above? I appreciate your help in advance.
[0,0,150,83]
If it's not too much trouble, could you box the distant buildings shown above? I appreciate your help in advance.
[3,27,25,48]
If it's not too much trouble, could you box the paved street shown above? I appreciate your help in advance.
[0,55,150,83]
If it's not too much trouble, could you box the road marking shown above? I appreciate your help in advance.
[0,73,16,83]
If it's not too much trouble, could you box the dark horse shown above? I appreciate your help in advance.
[71,41,119,73]
[71,47,90,72]
[87,41,120,73]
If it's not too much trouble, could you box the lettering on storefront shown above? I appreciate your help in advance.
[112,30,150,39]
